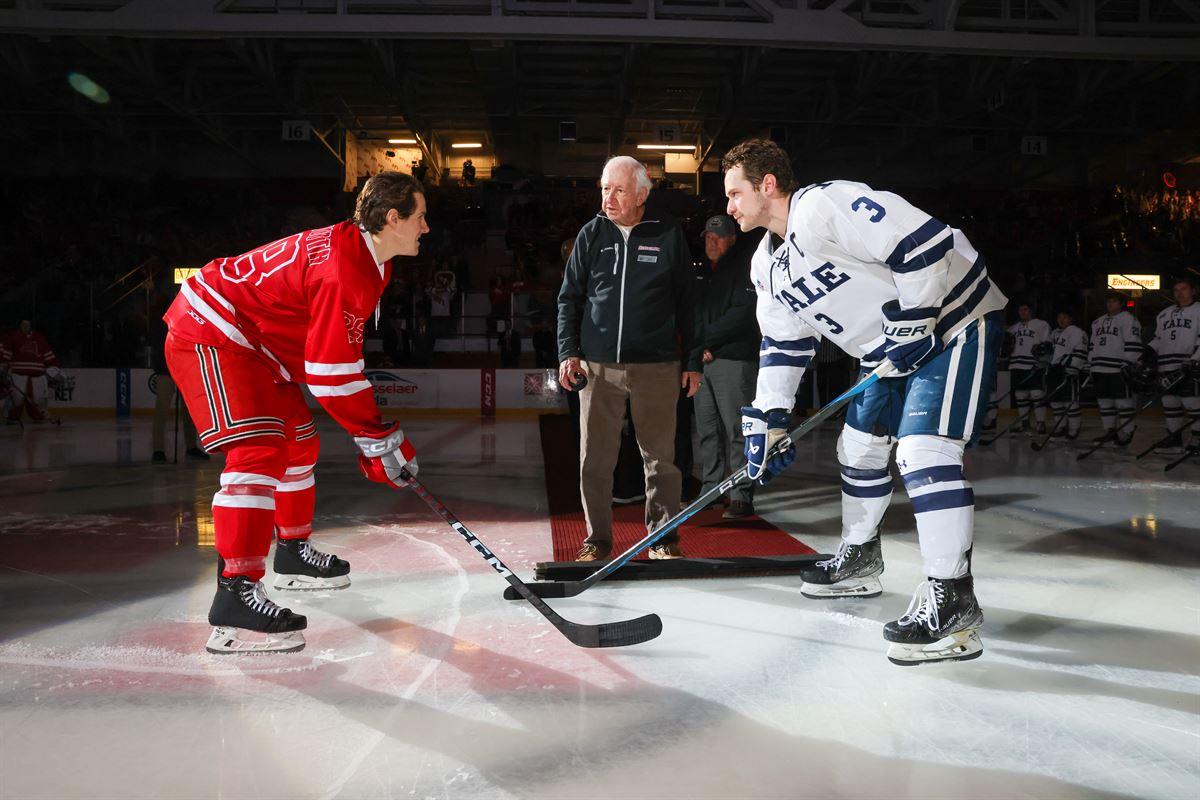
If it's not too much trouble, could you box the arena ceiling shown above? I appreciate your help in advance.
[1,0,1197,182]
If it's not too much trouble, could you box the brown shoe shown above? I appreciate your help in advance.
[722,500,756,520]
[648,542,684,560]
[576,543,610,562]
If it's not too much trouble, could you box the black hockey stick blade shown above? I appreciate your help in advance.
[403,473,662,648]
[504,576,661,647]
[1164,449,1197,472]
[504,581,576,600]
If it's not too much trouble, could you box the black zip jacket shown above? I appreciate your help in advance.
[558,212,700,371]
[694,236,760,364]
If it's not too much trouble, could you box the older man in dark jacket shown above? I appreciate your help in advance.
[693,214,761,519]
[558,156,701,561]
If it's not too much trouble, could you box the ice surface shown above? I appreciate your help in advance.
[1,416,1197,799]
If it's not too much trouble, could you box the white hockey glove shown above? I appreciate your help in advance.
[881,301,942,376]
[355,423,418,489]
[741,407,795,485]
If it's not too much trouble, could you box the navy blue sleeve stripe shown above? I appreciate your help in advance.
[891,234,954,274]
[941,257,985,308]
[884,218,948,268]
[935,279,991,339]
[760,352,813,368]
[762,336,819,351]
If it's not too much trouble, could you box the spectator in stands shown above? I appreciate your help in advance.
[692,214,760,519]
[557,156,701,561]
[462,159,476,187]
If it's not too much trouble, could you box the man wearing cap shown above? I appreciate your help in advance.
[693,214,761,519]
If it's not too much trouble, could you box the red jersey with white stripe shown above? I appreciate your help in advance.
[0,329,59,377]
[164,220,391,437]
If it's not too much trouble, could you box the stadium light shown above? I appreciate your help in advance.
[451,142,483,149]
[636,144,695,151]
[67,72,110,104]
[388,138,418,145]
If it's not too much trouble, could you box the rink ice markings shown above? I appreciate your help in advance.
[316,519,470,800]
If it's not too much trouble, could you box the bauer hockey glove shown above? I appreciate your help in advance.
[355,422,418,489]
[881,300,943,376]
[741,407,795,486]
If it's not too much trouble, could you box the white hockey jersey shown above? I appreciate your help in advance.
[1007,319,1051,371]
[1050,324,1088,371]
[750,181,1008,411]
[1149,303,1200,372]
[1089,311,1143,374]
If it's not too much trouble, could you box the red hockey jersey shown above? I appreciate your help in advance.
[0,329,59,376]
[165,221,391,437]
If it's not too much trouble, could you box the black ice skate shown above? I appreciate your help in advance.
[799,536,884,599]
[272,536,351,590]
[883,575,983,666]
[1159,431,1185,456]
[206,575,307,654]
[1034,422,1047,436]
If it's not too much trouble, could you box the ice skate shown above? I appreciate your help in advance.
[206,574,307,654]
[799,536,884,599]
[1034,421,1047,436]
[272,536,351,590]
[883,575,983,666]
[1158,432,1185,456]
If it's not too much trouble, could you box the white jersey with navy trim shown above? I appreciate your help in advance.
[1089,311,1143,374]
[1007,319,1051,370]
[1050,324,1088,370]
[1149,303,1200,372]
[750,180,1008,411]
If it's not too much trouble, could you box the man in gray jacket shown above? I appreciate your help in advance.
[558,156,701,560]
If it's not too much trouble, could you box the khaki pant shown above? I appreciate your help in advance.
[579,360,682,547]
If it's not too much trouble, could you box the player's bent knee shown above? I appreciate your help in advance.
[896,434,965,473]
[838,424,893,471]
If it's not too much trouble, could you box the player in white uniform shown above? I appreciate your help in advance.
[722,139,1008,665]
[1006,304,1052,434]
[1047,310,1088,440]
[1089,295,1144,447]
[1149,278,1200,454]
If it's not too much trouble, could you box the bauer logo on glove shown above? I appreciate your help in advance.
[881,300,943,376]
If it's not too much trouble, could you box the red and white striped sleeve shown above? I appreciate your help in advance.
[36,332,59,368]
[303,272,386,438]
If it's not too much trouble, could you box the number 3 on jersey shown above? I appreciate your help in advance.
[851,196,886,222]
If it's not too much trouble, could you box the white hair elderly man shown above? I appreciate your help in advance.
[558,156,702,560]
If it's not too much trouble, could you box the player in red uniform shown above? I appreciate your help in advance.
[1,320,63,424]
[165,172,429,654]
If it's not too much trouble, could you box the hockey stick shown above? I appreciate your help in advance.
[1164,446,1199,472]
[1030,372,1091,452]
[1076,371,1186,462]
[1135,429,1182,460]
[504,362,892,601]
[401,471,662,648]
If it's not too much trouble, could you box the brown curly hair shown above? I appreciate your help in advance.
[353,171,424,233]
[721,139,798,194]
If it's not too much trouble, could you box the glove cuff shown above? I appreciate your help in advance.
[355,422,410,458]
[882,301,939,342]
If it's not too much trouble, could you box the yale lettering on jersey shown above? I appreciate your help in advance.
[1163,316,1193,331]
[774,261,851,313]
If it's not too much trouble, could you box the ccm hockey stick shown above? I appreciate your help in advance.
[402,471,662,648]
[504,362,892,601]
[1076,371,1187,462]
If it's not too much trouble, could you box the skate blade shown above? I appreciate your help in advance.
[272,573,351,591]
[886,630,982,666]
[800,576,883,599]
[205,627,306,655]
